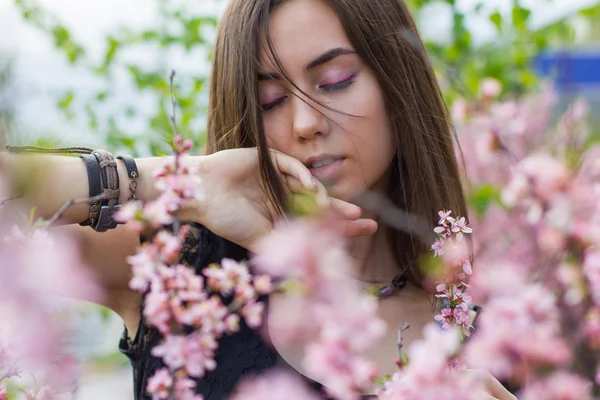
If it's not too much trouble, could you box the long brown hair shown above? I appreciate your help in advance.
[206,0,468,287]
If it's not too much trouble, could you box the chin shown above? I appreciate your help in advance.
[328,180,368,203]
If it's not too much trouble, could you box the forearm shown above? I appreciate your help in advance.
[0,153,168,225]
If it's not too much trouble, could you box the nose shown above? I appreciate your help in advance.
[292,95,329,142]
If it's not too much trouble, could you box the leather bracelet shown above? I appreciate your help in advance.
[92,150,120,232]
[116,155,139,201]
[78,154,102,226]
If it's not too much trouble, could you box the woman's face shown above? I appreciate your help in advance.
[258,0,396,202]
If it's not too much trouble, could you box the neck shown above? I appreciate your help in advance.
[348,218,399,284]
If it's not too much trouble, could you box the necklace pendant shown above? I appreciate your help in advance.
[378,285,394,298]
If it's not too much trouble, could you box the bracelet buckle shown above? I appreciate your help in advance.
[95,204,121,232]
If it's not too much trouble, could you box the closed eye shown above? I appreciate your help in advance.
[261,96,287,112]
[319,74,356,92]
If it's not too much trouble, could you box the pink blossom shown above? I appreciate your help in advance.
[583,250,600,306]
[464,284,571,381]
[25,385,53,400]
[519,372,592,400]
[127,249,162,292]
[378,324,488,400]
[174,377,203,400]
[438,210,453,225]
[230,370,320,400]
[151,333,217,378]
[242,301,265,329]
[143,288,172,334]
[0,384,6,400]
[431,238,444,257]
[451,98,468,123]
[143,195,176,226]
[146,368,173,400]
[113,200,144,231]
[304,336,378,400]
[253,275,274,295]
[204,258,251,296]
[450,216,472,241]
[480,78,502,99]
[520,153,571,202]
[154,155,204,201]
[0,224,102,366]
[155,230,184,264]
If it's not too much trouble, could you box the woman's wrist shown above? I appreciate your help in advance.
[125,155,210,225]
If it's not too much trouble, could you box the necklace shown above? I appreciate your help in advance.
[364,274,408,298]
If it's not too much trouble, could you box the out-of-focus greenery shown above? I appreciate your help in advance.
[14,0,217,156]
[406,0,597,103]
[12,0,599,154]
[0,57,16,149]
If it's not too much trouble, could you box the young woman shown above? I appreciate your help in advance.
[1,0,517,398]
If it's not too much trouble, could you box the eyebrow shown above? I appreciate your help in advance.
[257,47,356,81]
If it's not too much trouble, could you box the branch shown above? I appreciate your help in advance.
[44,192,110,228]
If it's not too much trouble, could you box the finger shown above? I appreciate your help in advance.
[327,197,363,221]
[338,218,378,238]
[271,151,316,191]
[283,175,305,193]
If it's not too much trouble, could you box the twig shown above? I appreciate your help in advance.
[0,356,21,383]
[167,69,181,234]
[0,191,23,206]
[397,322,410,361]
[44,192,110,228]
[168,70,180,140]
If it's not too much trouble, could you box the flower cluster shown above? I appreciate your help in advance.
[253,219,386,400]
[431,210,474,337]
[376,324,488,399]
[0,173,102,399]
[454,79,599,395]
[116,136,274,400]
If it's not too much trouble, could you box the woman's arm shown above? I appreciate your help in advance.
[0,152,188,337]
[0,152,168,224]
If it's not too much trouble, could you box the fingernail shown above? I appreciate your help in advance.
[358,207,363,215]
[327,196,332,205]
[312,177,318,188]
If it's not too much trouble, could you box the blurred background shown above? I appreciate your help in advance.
[0,0,599,398]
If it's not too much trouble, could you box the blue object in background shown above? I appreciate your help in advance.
[534,50,600,91]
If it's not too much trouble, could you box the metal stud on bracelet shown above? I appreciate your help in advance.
[116,155,139,201]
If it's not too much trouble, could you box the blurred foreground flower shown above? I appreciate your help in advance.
[0,175,103,398]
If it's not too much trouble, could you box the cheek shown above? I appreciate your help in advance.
[264,117,289,151]
[343,82,395,184]
[348,85,394,156]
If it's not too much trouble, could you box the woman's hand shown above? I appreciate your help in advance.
[185,148,377,251]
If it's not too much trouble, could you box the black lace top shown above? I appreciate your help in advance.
[118,224,336,399]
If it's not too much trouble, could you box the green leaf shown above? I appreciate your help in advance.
[57,91,75,120]
[469,184,501,216]
[512,4,531,32]
[57,91,74,110]
[102,36,121,70]
[489,11,502,32]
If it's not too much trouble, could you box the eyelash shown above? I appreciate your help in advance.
[261,74,356,112]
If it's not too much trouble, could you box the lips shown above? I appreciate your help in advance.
[304,154,346,182]
[308,157,342,169]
